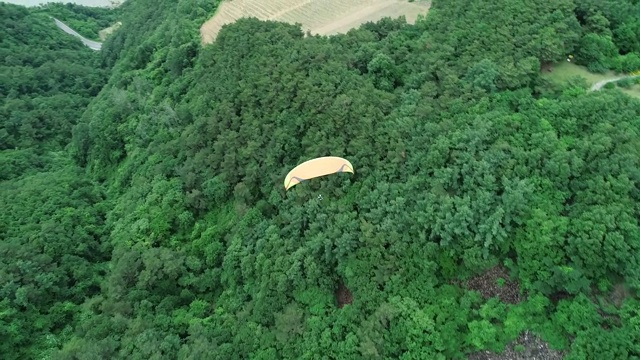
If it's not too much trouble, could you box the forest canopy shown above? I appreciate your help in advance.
[1,3,111,359]
[2,0,640,359]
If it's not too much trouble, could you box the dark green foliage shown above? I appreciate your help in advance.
[574,0,640,53]
[573,0,640,70]
[4,0,640,359]
[616,77,636,87]
[0,3,111,358]
[612,53,640,73]
[415,0,581,93]
[577,33,618,72]
[0,3,107,177]
[0,166,110,359]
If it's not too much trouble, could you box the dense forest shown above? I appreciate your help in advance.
[1,0,640,359]
[1,3,111,358]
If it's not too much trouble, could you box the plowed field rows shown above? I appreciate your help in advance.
[200,0,431,44]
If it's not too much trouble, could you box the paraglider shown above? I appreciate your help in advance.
[284,156,354,191]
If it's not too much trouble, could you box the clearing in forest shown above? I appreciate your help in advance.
[543,62,640,99]
[200,0,431,44]
[542,62,616,85]
[619,84,640,98]
[463,266,565,360]
[468,331,565,360]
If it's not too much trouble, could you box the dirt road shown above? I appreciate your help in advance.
[590,75,640,91]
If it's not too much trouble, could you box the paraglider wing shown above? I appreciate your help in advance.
[284,156,354,190]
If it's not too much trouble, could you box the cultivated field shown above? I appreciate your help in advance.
[200,0,431,44]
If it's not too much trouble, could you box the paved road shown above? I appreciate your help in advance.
[52,17,103,51]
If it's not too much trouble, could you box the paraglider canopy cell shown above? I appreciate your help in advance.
[284,156,354,190]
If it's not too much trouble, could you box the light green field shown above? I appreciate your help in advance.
[619,85,640,99]
[542,62,616,85]
[543,62,640,99]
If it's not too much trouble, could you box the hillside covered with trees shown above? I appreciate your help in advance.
[1,0,640,359]
[1,2,111,358]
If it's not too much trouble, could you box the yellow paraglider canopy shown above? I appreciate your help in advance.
[284,156,354,190]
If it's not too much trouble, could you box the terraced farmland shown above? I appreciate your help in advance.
[200,0,431,44]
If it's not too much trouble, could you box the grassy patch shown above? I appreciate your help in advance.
[610,77,640,99]
[543,62,640,99]
[542,62,616,86]
[619,85,640,99]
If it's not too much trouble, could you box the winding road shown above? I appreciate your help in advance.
[52,17,103,51]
